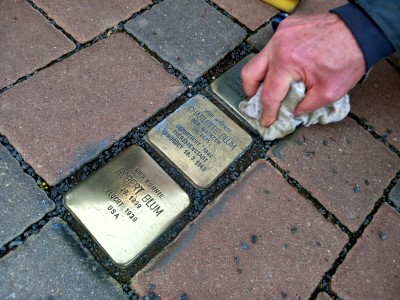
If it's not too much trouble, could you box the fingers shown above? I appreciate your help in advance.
[240,51,270,98]
[259,70,293,127]
[294,87,332,116]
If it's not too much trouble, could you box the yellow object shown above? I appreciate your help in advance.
[262,0,300,13]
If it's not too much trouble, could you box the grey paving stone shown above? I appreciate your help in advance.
[247,22,274,51]
[389,180,400,210]
[125,0,246,82]
[0,144,54,247]
[332,204,400,299]
[0,0,75,88]
[0,218,125,299]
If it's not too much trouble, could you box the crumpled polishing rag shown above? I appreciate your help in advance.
[238,81,350,141]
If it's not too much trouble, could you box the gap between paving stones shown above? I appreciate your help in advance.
[349,112,400,157]
[310,193,400,298]
[26,0,79,45]
[0,0,262,95]
[268,136,400,297]
[0,0,166,94]
[1,97,399,296]
[2,62,400,295]
[1,2,399,297]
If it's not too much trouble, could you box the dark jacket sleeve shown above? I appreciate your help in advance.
[331,1,398,70]
[355,0,400,50]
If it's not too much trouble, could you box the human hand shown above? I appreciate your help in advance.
[241,13,366,127]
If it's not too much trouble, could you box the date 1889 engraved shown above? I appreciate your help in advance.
[64,146,190,267]
[147,95,252,188]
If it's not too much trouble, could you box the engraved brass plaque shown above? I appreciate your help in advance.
[64,146,190,267]
[147,95,252,189]
[208,54,255,117]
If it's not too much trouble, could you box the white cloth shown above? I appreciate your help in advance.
[238,81,350,141]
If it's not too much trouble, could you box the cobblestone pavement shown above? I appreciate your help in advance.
[1,0,399,299]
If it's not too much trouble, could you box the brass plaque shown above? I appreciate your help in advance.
[147,95,252,189]
[208,54,255,117]
[64,146,190,267]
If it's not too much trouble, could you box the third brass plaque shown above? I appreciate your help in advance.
[208,54,255,117]
[147,95,252,189]
[64,146,190,267]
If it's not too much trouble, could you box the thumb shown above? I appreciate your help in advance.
[294,87,333,116]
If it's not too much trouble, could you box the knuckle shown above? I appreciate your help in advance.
[240,66,252,80]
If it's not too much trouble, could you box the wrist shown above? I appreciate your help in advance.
[330,3,395,70]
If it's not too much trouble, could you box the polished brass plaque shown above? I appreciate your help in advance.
[147,95,252,189]
[64,146,190,267]
[208,54,255,117]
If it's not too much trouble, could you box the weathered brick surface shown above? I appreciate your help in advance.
[0,0,74,88]
[212,0,278,31]
[131,160,347,299]
[332,203,400,299]
[388,51,400,69]
[247,22,275,51]
[350,60,400,149]
[33,0,151,43]
[294,0,347,15]
[0,144,54,246]
[269,118,400,232]
[316,292,333,300]
[389,180,400,211]
[0,218,124,299]
[125,0,246,82]
[0,33,185,186]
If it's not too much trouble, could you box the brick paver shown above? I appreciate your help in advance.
[332,203,400,299]
[294,0,347,15]
[130,160,347,299]
[247,22,274,51]
[316,292,333,300]
[33,0,151,43]
[388,51,400,69]
[0,218,124,299]
[269,118,400,232]
[212,0,278,31]
[350,60,400,149]
[0,0,74,89]
[125,0,246,82]
[0,33,185,186]
[389,180,400,210]
[0,144,54,246]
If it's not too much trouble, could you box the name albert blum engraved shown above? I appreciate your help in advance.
[64,146,190,267]
[147,95,252,189]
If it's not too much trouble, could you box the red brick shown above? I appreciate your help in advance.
[0,0,74,88]
[294,0,347,15]
[316,292,333,300]
[269,118,400,232]
[388,51,400,69]
[131,160,347,299]
[350,60,400,149]
[213,0,278,31]
[32,0,151,43]
[0,33,185,186]
[332,203,400,299]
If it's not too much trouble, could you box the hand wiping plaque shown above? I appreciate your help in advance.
[147,95,252,189]
[64,146,190,267]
